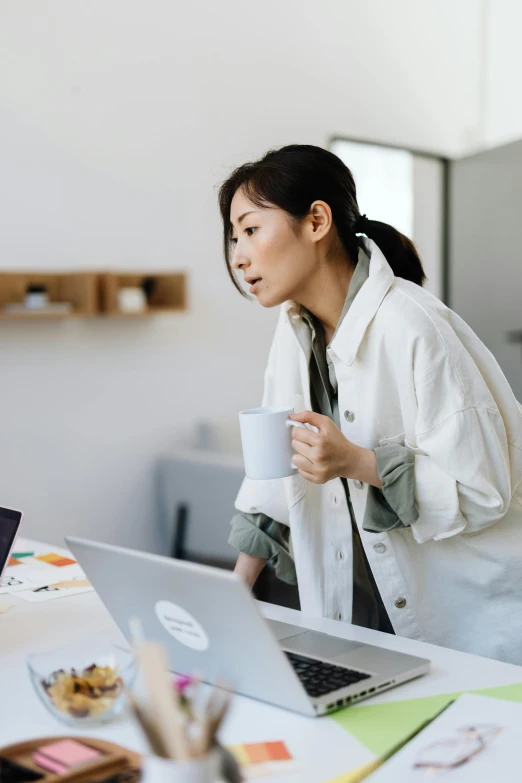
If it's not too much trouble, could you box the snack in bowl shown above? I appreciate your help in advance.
[42,663,124,718]
[27,640,135,726]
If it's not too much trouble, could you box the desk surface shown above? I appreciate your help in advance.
[2,540,522,782]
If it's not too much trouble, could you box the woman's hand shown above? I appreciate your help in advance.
[289,411,382,488]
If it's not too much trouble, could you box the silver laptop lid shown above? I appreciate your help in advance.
[66,536,314,716]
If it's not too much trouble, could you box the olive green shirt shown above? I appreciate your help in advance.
[229,246,418,631]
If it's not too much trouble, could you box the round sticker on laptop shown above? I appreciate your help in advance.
[155,600,209,651]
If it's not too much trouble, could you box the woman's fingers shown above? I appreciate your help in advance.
[288,410,325,430]
[291,425,319,446]
[291,451,314,472]
[292,439,315,461]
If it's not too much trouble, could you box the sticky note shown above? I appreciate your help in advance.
[49,579,91,589]
[35,739,101,771]
[12,551,34,558]
[36,553,76,567]
[228,741,293,765]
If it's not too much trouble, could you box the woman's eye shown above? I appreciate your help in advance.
[230,227,256,245]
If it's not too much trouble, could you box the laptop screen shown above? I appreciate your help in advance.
[0,507,22,574]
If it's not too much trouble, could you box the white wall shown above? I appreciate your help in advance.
[481,0,522,150]
[0,0,483,551]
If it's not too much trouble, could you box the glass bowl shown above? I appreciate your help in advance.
[27,639,135,727]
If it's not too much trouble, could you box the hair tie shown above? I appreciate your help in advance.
[355,214,370,235]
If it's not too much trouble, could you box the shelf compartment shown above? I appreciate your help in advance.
[0,272,98,318]
[99,272,186,316]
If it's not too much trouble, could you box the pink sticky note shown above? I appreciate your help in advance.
[33,751,68,775]
[36,739,102,768]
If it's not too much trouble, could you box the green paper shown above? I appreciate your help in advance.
[12,552,34,558]
[331,682,522,756]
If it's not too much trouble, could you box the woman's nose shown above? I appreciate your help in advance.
[232,248,249,272]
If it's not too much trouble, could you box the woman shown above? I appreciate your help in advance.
[218,144,522,664]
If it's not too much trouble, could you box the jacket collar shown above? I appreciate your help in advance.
[283,239,395,367]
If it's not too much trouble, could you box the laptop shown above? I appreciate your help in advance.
[66,536,430,717]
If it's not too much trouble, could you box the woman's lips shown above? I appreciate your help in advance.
[249,279,261,294]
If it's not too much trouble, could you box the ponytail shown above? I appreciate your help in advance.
[357,215,425,286]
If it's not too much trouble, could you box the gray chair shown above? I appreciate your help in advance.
[155,450,300,609]
[156,450,244,567]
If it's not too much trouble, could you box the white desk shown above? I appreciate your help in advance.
[2,540,522,782]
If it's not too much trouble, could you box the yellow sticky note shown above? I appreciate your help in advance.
[0,603,14,615]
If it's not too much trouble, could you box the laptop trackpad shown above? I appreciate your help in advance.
[282,630,363,661]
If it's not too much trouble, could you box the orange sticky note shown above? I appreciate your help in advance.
[36,553,76,567]
[265,741,292,761]
[228,741,293,766]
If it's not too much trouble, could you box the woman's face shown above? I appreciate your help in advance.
[230,188,324,308]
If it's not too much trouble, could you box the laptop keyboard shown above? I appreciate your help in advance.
[285,651,371,698]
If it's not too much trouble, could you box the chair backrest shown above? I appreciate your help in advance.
[157,450,245,566]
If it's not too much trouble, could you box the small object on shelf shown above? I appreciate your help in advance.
[25,284,49,310]
[142,276,157,299]
[117,287,147,313]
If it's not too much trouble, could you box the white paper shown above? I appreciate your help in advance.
[16,582,94,602]
[368,694,522,782]
[0,561,86,594]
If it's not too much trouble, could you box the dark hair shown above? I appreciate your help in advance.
[218,143,425,297]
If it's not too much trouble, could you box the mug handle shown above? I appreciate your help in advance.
[285,420,308,430]
[285,419,308,471]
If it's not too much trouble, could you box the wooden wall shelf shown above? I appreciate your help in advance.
[0,272,98,318]
[0,271,187,319]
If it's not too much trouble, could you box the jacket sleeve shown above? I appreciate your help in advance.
[363,443,418,532]
[234,313,292,525]
[407,324,517,544]
[411,407,514,543]
[228,511,297,584]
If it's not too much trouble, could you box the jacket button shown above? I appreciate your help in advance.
[373,542,386,554]
[395,597,407,609]
[338,550,344,560]
[353,480,363,489]
[332,494,339,507]
[344,410,355,423]
[337,612,343,621]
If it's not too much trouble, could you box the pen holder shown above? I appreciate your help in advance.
[140,748,221,782]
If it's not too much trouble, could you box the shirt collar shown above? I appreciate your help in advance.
[283,238,395,366]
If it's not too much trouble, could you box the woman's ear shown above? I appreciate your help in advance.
[307,200,333,243]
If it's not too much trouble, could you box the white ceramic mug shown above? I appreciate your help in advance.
[238,406,307,480]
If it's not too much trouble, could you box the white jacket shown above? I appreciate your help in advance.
[235,240,522,664]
